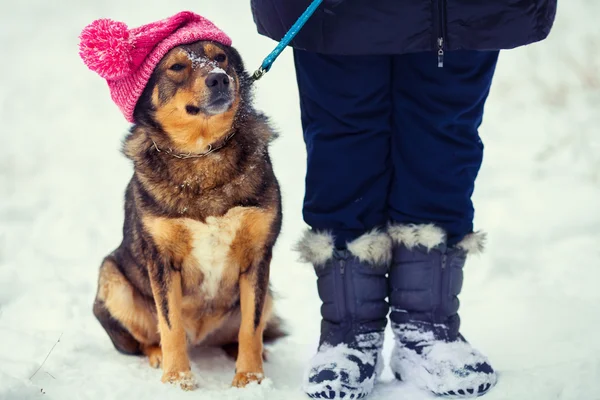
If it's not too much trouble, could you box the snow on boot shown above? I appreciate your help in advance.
[295,230,392,399]
[387,224,497,398]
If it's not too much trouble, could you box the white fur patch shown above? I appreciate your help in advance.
[346,230,392,267]
[388,224,446,251]
[294,230,335,266]
[456,231,487,255]
[183,209,245,299]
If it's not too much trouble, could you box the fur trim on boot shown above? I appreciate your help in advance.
[295,229,392,267]
[388,223,486,255]
[295,230,335,266]
[456,231,487,255]
[347,230,392,266]
[388,224,446,251]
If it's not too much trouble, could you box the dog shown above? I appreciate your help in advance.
[92,39,284,390]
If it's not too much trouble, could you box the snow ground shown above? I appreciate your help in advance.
[1,1,599,399]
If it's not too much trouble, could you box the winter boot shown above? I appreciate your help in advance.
[296,230,392,399]
[387,224,497,398]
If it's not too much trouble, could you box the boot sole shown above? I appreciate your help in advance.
[307,390,369,399]
[394,372,493,398]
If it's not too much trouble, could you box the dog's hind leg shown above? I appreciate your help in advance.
[93,298,142,356]
[141,344,163,368]
[94,256,160,360]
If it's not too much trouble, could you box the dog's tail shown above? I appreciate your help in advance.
[263,314,287,343]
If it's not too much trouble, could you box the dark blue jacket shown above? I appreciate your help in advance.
[250,0,557,55]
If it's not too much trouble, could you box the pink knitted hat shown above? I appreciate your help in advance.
[79,11,232,122]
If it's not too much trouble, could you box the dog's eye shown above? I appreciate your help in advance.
[169,63,186,71]
[214,54,227,63]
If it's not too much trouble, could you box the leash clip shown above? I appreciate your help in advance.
[251,0,324,85]
[251,66,267,82]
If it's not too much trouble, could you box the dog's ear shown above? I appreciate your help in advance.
[225,45,255,119]
[133,73,160,127]
[226,46,251,86]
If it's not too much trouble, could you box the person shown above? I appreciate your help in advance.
[251,1,557,399]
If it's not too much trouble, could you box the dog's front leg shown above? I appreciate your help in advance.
[232,250,273,388]
[149,263,196,391]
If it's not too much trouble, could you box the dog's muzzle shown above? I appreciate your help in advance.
[203,72,234,115]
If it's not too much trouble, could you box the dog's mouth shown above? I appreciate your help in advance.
[207,93,233,113]
[186,91,234,117]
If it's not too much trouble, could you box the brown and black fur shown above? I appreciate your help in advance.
[92,41,284,390]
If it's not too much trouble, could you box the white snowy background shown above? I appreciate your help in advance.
[1,1,599,399]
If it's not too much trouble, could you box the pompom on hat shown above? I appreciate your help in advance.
[79,11,232,122]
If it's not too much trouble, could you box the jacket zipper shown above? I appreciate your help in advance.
[437,0,446,68]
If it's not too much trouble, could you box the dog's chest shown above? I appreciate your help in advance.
[143,206,272,302]
[182,207,248,298]
[181,210,245,298]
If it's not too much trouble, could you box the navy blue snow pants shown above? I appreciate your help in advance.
[294,50,499,248]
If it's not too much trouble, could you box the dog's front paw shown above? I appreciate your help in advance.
[232,372,264,388]
[162,370,197,391]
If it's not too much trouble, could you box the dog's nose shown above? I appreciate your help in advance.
[205,72,230,90]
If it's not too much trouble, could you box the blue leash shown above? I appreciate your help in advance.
[251,0,324,82]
